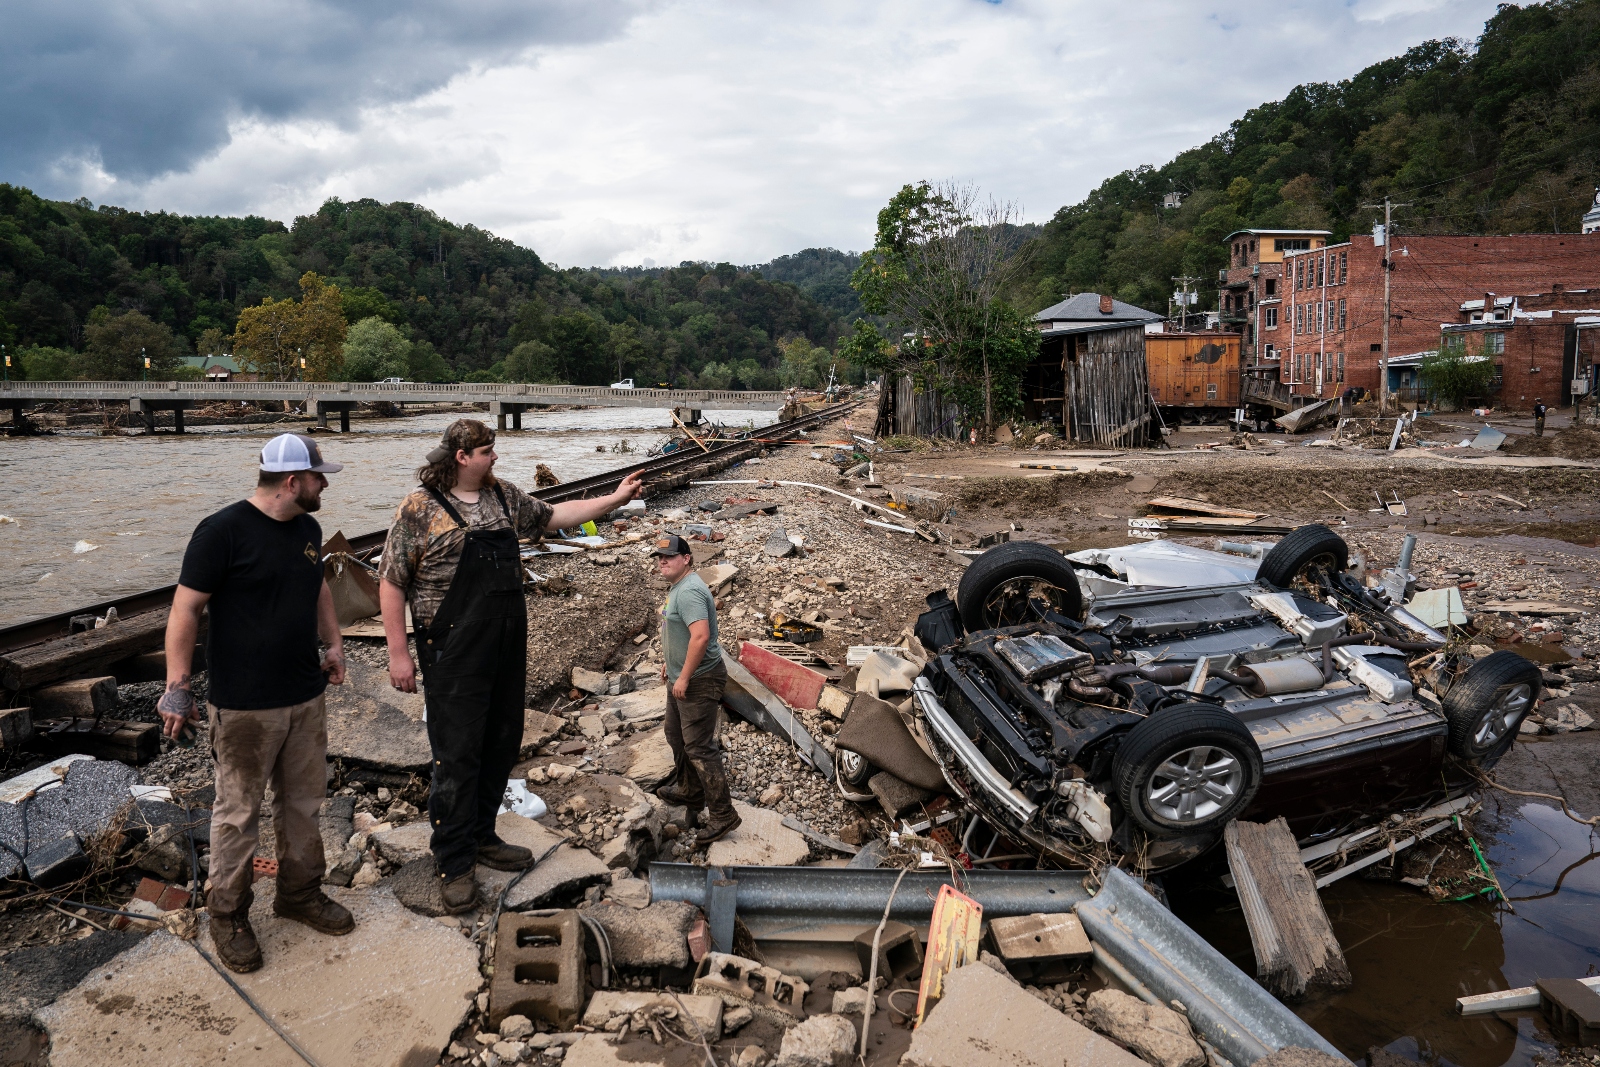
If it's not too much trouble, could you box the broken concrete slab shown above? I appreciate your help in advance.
[989,913,1092,962]
[582,990,723,1041]
[764,526,798,558]
[773,1013,857,1067]
[36,884,479,1067]
[588,900,699,969]
[903,962,1144,1067]
[524,708,565,754]
[371,820,433,866]
[868,770,932,818]
[61,758,139,839]
[1085,989,1204,1067]
[599,685,668,724]
[474,842,612,911]
[706,801,809,867]
[323,661,431,770]
[607,725,674,789]
[0,928,148,1057]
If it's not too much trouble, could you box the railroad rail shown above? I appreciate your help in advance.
[0,399,861,659]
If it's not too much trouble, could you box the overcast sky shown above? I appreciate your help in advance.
[4,0,1501,268]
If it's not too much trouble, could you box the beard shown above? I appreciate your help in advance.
[295,479,323,513]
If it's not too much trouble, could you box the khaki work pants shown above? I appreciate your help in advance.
[207,694,329,917]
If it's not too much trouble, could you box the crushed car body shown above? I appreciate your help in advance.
[909,528,1543,869]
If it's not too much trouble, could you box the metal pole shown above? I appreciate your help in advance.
[1380,197,1391,412]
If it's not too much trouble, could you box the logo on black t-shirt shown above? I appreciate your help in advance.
[304,543,318,564]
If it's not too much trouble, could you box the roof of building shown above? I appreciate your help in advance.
[1038,320,1155,338]
[1223,228,1333,241]
[1032,293,1163,324]
[181,354,243,372]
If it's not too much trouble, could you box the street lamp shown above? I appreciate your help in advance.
[141,347,148,382]
[2,345,8,383]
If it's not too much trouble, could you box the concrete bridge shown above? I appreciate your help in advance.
[0,380,789,432]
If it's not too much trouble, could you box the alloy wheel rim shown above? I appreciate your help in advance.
[1146,745,1244,823]
[1473,683,1532,747]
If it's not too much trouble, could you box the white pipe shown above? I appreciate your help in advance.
[690,478,905,520]
[864,518,918,535]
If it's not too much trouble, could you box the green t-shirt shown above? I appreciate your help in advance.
[663,572,723,682]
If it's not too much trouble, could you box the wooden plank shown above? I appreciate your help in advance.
[1224,817,1352,1000]
[1146,496,1264,519]
[1,608,173,691]
[30,717,161,764]
[30,676,119,718]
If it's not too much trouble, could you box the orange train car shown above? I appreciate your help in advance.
[1145,332,1241,423]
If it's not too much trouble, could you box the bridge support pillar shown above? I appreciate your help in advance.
[307,398,357,432]
[490,401,526,431]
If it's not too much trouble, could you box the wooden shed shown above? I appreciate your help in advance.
[1146,332,1241,417]
[1027,322,1156,447]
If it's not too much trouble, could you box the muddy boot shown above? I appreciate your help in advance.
[273,889,355,935]
[209,911,263,973]
[692,758,741,843]
[655,759,705,809]
[477,838,534,871]
[441,868,479,914]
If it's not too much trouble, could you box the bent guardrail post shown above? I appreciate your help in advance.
[1075,867,1347,1066]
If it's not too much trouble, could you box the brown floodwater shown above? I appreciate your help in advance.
[1171,796,1600,1066]
[0,407,775,627]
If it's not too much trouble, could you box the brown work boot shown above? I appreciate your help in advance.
[655,761,705,808]
[441,869,479,914]
[209,911,263,973]
[477,838,534,871]
[273,889,355,935]
[692,758,741,843]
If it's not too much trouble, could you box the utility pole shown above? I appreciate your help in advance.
[1362,196,1410,411]
[1171,275,1200,331]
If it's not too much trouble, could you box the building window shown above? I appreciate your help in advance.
[1297,260,1304,289]
[1318,301,1324,332]
[1207,383,1218,400]
[1265,308,1278,328]
[1486,332,1505,354]
[1266,278,1276,296]
[1338,298,1346,330]
[1316,258,1324,288]
[1276,239,1311,252]
[1339,251,1347,284]
[1370,342,1383,352]
[1337,351,1345,381]
[1296,304,1303,332]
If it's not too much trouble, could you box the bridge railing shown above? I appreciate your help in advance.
[0,380,788,406]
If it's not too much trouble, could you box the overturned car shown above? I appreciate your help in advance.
[903,528,1542,867]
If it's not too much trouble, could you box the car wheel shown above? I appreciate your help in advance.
[1113,707,1263,837]
[837,749,876,790]
[1444,651,1542,760]
[1257,524,1349,588]
[956,541,1083,632]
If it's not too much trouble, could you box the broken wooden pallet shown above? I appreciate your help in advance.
[1224,816,1352,1000]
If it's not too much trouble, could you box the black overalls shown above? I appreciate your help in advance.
[418,484,527,878]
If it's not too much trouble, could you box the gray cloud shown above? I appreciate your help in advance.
[0,0,643,186]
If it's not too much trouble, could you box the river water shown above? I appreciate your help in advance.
[0,407,776,628]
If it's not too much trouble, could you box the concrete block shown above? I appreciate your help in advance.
[817,686,851,719]
[25,835,89,888]
[582,990,723,1041]
[1538,978,1600,1046]
[773,1014,857,1067]
[853,920,922,981]
[706,802,809,868]
[36,885,480,1067]
[1085,989,1204,1067]
[490,910,585,1031]
[692,952,808,1029]
[831,987,871,1014]
[588,900,699,969]
[371,821,433,865]
[988,913,1092,962]
[903,963,1144,1067]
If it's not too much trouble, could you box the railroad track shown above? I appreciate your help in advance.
[0,399,861,659]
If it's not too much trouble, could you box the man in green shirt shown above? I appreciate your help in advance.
[651,534,739,842]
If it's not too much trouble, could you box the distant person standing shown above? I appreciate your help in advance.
[651,533,740,842]
[159,434,351,974]
[1533,398,1547,437]
[379,419,641,912]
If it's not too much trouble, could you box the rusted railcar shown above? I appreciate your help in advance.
[1146,332,1241,423]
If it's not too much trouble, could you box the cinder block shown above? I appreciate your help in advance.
[691,951,808,1029]
[854,920,923,981]
[988,913,1093,962]
[490,910,584,1032]
[1539,978,1600,1046]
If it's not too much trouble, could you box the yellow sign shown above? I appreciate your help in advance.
[915,883,983,1027]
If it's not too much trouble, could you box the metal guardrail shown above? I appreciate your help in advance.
[0,379,790,411]
[1076,867,1345,1066]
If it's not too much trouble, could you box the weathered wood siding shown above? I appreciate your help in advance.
[1066,326,1154,447]
[882,375,963,438]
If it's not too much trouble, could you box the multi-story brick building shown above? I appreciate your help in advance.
[1219,229,1332,363]
[1278,232,1600,402]
[1430,287,1600,410]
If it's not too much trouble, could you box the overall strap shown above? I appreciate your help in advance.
[425,487,469,530]
[491,482,510,519]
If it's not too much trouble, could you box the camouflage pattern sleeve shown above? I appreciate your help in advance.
[503,480,555,539]
[377,492,432,592]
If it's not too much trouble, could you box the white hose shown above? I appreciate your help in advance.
[690,478,906,520]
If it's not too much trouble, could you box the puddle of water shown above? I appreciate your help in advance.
[0,407,776,626]
[1171,798,1600,1066]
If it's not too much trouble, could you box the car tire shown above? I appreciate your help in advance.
[837,749,876,790]
[1443,651,1542,760]
[956,541,1083,631]
[1257,524,1349,588]
[1113,707,1263,837]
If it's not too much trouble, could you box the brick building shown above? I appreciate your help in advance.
[1432,288,1600,410]
[1278,232,1600,401]
[1218,229,1331,362]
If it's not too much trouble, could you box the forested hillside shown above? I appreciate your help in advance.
[0,190,847,386]
[1018,0,1600,314]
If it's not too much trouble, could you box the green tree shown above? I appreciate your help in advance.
[503,340,563,383]
[609,322,645,382]
[342,286,400,324]
[16,346,82,380]
[408,339,453,382]
[850,181,1035,432]
[1420,338,1496,409]
[82,309,183,380]
[342,316,412,381]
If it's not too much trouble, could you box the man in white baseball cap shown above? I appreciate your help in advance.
[158,433,351,973]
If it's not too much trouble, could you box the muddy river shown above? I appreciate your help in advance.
[0,407,776,628]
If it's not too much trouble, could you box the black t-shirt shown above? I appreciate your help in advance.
[178,500,327,710]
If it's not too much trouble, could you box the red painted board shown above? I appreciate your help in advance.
[738,640,826,710]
